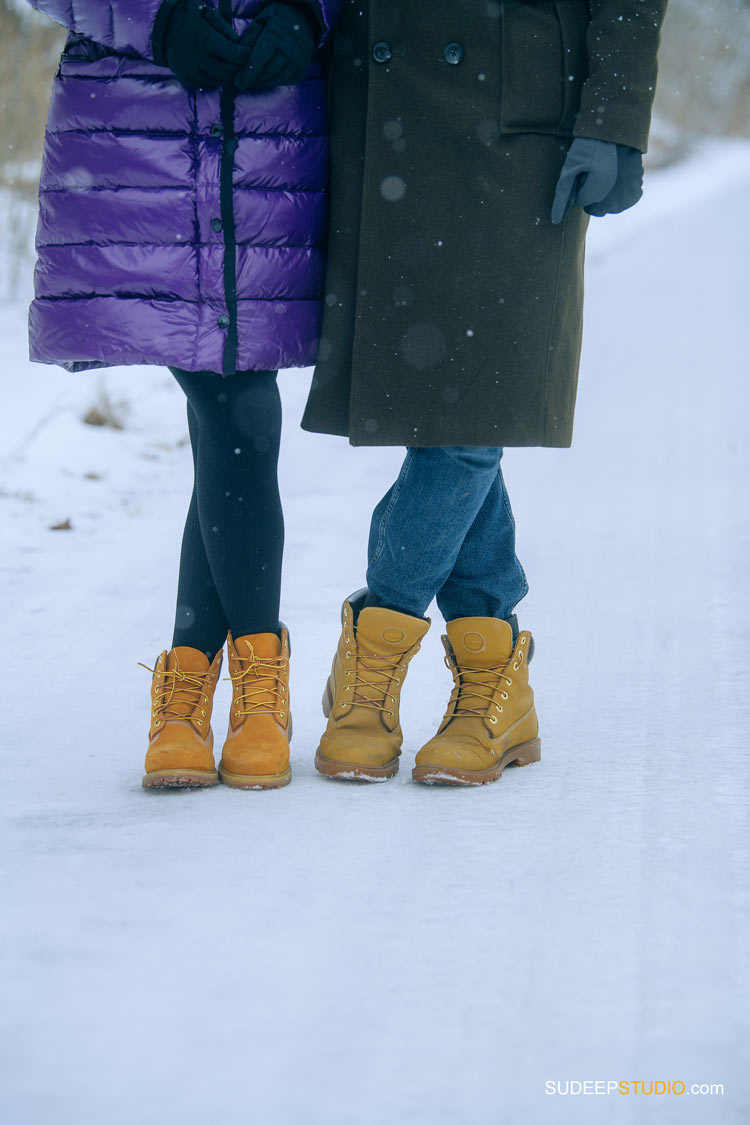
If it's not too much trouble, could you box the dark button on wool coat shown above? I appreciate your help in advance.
[26,0,340,375]
[301,0,668,447]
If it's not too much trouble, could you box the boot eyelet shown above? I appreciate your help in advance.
[196,720,203,726]
[488,716,498,724]
[387,710,394,716]
[521,636,527,644]
[344,685,350,691]
[501,692,508,700]
[154,719,161,726]
[345,652,352,659]
[280,711,286,718]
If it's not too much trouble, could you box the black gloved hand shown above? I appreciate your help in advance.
[158,0,250,91]
[551,137,644,224]
[234,2,318,92]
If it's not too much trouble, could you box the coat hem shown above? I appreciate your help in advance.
[299,415,573,450]
[29,354,315,375]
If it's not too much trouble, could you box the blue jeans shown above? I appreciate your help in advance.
[366,446,529,622]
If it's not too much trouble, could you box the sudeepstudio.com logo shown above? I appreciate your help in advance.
[545,1080,725,1097]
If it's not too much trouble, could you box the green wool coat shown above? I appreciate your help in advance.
[301,0,668,447]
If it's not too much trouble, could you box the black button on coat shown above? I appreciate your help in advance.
[372,40,392,62]
[302,0,667,448]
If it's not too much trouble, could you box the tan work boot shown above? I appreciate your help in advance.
[315,592,430,781]
[218,628,292,789]
[141,646,223,789]
[412,617,541,786]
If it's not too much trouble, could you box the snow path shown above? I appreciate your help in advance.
[2,143,749,1124]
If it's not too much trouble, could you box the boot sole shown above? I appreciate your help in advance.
[142,768,219,789]
[218,762,292,790]
[314,748,399,782]
[412,738,541,787]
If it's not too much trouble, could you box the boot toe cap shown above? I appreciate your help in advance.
[318,733,399,769]
[414,738,490,773]
[145,735,215,774]
[221,736,290,777]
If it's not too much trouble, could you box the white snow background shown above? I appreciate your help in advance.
[1,142,749,1124]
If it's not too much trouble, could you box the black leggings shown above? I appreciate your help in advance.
[169,366,284,661]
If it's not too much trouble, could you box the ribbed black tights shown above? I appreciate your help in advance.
[169,366,284,661]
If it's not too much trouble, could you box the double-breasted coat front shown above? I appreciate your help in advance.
[301,0,668,447]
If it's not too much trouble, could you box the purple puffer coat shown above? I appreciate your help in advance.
[26,0,340,374]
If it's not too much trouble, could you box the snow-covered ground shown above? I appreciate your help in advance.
[2,142,749,1125]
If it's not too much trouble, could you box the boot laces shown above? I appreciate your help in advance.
[348,647,403,712]
[446,654,514,718]
[226,645,287,719]
[138,662,214,725]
